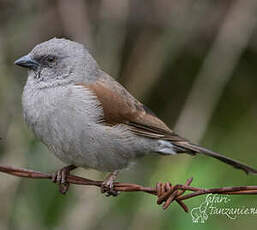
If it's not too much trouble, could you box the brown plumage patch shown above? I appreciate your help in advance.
[76,73,186,142]
[79,81,138,125]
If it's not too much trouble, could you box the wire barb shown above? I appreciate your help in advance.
[0,165,257,212]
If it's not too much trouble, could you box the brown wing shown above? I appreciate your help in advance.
[77,72,185,142]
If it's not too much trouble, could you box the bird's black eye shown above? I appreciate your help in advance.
[46,56,56,63]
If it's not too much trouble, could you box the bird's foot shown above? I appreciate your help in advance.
[101,171,119,197]
[52,165,76,195]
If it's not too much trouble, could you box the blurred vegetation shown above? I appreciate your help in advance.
[1,0,257,229]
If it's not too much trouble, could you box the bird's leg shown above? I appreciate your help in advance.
[52,165,77,195]
[101,170,119,197]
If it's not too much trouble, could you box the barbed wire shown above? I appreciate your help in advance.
[0,165,257,212]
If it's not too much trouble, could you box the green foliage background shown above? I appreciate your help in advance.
[0,0,257,229]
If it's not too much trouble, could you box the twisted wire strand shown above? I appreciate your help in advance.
[0,165,257,212]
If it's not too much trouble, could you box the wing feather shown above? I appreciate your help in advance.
[76,72,185,142]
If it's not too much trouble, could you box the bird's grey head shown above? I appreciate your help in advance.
[15,38,99,89]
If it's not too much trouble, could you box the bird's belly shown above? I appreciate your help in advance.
[31,108,158,171]
[43,123,140,172]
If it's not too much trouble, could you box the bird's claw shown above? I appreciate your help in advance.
[52,167,71,195]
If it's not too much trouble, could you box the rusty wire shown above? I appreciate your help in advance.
[0,165,257,212]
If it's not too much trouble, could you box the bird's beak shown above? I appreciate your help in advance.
[14,55,39,70]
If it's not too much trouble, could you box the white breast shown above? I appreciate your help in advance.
[23,83,103,160]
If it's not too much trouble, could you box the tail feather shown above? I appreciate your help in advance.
[175,142,257,175]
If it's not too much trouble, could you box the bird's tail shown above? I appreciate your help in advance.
[174,142,257,175]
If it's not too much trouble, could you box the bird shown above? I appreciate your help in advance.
[14,38,257,195]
